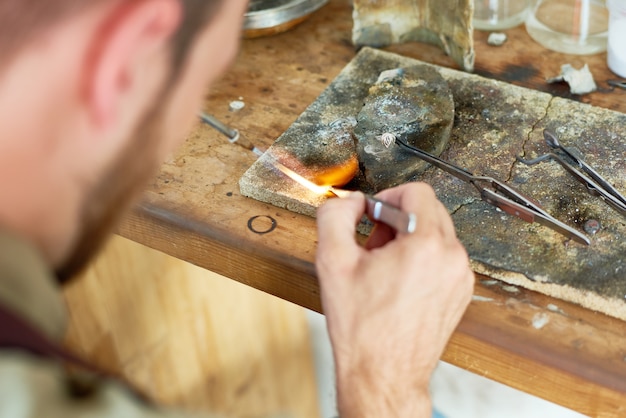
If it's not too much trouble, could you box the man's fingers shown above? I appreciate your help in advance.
[434,197,457,241]
[365,223,395,249]
[376,183,457,241]
[316,192,366,277]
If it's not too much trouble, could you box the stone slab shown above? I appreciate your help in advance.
[239,47,626,320]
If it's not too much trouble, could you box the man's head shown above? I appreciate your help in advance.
[0,0,231,77]
[0,0,249,280]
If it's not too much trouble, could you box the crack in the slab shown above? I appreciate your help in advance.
[505,95,557,182]
[450,197,480,216]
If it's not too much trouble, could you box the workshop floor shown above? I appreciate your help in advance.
[306,311,587,418]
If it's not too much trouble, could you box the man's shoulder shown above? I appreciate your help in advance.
[0,351,213,418]
[0,229,66,339]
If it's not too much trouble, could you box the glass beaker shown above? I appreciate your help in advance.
[607,0,626,76]
[526,0,609,55]
[474,0,530,30]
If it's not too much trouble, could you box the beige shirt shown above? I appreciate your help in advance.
[0,230,215,418]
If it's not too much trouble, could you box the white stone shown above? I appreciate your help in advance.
[547,64,597,95]
[229,100,245,111]
[487,32,507,46]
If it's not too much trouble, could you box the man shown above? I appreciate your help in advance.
[0,0,474,417]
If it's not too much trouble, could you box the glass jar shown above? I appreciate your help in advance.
[474,0,530,30]
[526,0,609,54]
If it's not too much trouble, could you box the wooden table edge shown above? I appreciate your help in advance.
[118,201,626,417]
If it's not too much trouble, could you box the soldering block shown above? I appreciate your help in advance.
[240,47,626,321]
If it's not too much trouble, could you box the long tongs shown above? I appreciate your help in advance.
[394,137,590,245]
[517,129,626,218]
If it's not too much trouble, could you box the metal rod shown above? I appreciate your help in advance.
[198,112,238,140]
[198,111,264,156]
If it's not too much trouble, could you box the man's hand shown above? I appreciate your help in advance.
[316,182,474,417]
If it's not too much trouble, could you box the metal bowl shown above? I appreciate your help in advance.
[243,0,328,38]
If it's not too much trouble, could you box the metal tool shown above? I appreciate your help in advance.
[394,136,590,245]
[198,112,264,156]
[608,80,626,90]
[516,129,626,218]
[273,158,417,234]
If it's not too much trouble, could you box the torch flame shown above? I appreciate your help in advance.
[273,160,332,195]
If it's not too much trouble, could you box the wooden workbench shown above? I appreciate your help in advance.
[118,1,626,416]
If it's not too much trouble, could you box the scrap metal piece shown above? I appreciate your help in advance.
[584,219,601,235]
[379,132,397,148]
[352,0,475,72]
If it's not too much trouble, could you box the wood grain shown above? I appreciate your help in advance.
[120,205,626,417]
[116,0,626,416]
[63,235,320,418]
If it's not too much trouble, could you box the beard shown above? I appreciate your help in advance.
[55,103,166,284]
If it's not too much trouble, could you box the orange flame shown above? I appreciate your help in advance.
[274,160,332,195]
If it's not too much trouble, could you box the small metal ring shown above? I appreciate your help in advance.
[247,215,277,235]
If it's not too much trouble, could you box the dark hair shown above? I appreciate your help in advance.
[167,0,225,80]
[0,0,225,78]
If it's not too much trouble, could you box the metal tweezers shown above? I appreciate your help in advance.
[516,129,626,218]
[394,137,590,245]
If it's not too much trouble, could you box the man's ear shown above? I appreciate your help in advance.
[84,0,182,128]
